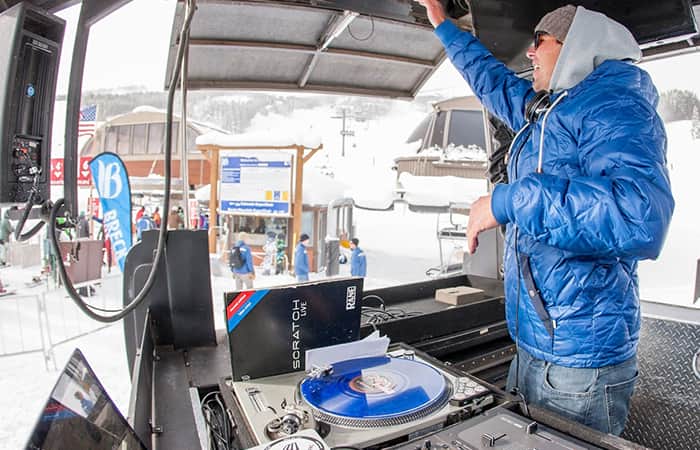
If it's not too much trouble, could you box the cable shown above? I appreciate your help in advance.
[347,14,374,41]
[13,175,48,242]
[362,294,385,308]
[46,0,198,323]
[201,391,233,450]
[361,306,420,325]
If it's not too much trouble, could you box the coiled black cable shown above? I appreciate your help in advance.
[46,0,197,322]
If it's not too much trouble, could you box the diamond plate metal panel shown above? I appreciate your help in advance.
[623,318,700,449]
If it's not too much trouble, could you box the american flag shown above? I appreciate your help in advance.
[78,105,97,137]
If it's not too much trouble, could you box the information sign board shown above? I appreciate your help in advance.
[219,151,293,216]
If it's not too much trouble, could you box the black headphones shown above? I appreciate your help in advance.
[524,90,552,123]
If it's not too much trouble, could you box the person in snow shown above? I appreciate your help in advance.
[134,206,145,223]
[152,207,162,229]
[418,1,673,435]
[275,233,287,275]
[0,209,14,266]
[349,238,367,277]
[77,211,90,238]
[135,213,154,241]
[294,233,310,282]
[231,232,255,290]
[167,206,184,230]
[262,231,277,276]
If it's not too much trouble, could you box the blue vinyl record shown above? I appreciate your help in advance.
[300,356,449,423]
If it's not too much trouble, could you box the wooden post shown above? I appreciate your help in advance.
[208,148,219,254]
[291,145,304,268]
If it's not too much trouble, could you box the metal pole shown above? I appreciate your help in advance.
[36,292,56,371]
[341,110,346,157]
[208,148,220,254]
[180,1,191,229]
[64,4,91,218]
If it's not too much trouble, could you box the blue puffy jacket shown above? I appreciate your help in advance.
[436,19,674,368]
[294,242,309,277]
[135,216,153,240]
[350,247,367,277]
[231,240,254,275]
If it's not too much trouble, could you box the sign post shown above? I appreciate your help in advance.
[197,143,322,255]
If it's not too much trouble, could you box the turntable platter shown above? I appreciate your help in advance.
[299,356,452,428]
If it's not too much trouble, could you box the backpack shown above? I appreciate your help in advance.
[230,245,245,270]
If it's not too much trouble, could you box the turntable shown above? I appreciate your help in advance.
[224,347,494,448]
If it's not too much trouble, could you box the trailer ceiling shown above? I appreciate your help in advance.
[163,0,445,99]
[2,0,700,98]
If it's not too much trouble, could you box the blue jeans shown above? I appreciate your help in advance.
[506,347,638,435]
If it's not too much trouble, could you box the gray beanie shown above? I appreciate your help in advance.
[535,5,577,43]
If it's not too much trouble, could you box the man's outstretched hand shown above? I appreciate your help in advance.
[466,195,500,254]
[416,0,447,28]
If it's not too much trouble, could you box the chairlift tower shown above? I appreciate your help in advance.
[331,108,362,157]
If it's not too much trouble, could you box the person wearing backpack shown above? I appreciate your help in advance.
[231,232,255,290]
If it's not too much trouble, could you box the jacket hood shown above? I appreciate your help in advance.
[549,6,641,93]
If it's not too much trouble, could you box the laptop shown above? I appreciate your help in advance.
[25,349,146,450]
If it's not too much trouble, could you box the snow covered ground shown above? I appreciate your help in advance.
[637,121,700,305]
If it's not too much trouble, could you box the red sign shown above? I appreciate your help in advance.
[88,197,100,218]
[78,157,92,186]
[50,159,63,185]
[49,157,92,186]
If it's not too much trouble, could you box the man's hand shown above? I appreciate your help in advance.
[416,0,447,28]
[466,195,500,254]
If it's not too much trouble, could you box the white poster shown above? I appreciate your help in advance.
[219,151,293,216]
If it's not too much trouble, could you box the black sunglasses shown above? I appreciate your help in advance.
[533,31,547,50]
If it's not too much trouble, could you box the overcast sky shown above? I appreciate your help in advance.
[55,0,699,97]
[56,0,176,93]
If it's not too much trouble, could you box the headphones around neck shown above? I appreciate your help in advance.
[524,90,552,123]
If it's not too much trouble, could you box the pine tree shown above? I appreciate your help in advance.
[658,89,700,123]
[692,105,700,140]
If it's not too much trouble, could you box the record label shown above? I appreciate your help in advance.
[349,373,396,394]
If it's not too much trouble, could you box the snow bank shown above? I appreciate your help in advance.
[303,170,351,206]
[399,172,488,208]
[417,143,487,161]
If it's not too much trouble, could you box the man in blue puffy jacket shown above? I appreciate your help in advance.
[418,1,673,435]
[295,233,310,282]
[349,238,367,277]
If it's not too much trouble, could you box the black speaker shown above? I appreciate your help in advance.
[0,2,65,205]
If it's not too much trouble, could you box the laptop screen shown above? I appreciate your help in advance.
[26,349,146,450]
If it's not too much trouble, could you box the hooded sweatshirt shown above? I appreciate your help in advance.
[435,7,674,367]
[549,6,642,93]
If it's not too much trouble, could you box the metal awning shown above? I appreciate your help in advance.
[164,0,446,99]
